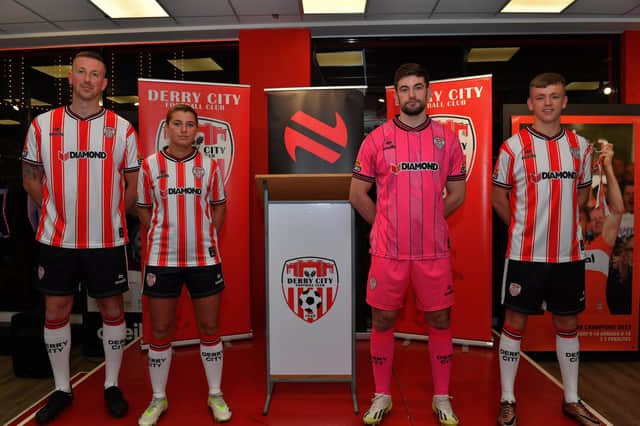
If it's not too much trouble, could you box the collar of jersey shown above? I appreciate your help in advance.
[64,105,106,121]
[526,125,565,142]
[392,115,431,132]
[160,146,198,163]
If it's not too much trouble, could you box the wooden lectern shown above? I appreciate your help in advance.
[256,173,358,415]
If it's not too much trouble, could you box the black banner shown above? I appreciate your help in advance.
[267,88,364,173]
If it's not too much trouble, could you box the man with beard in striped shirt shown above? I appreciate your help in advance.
[492,73,602,426]
[22,50,139,424]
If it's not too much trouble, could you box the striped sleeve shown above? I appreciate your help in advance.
[578,137,592,188]
[352,132,376,182]
[209,163,226,205]
[492,142,515,188]
[136,159,153,207]
[447,132,466,181]
[123,123,141,172]
[22,118,42,165]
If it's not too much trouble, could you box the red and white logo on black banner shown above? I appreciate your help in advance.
[281,257,339,323]
[156,116,235,184]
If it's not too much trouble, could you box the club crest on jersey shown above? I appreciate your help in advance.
[103,126,116,138]
[432,114,477,181]
[434,136,445,149]
[156,116,235,185]
[528,172,542,184]
[146,273,156,288]
[570,147,580,160]
[281,257,339,324]
[192,166,205,179]
[509,282,522,297]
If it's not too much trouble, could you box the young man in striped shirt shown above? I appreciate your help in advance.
[350,63,466,425]
[22,51,139,424]
[492,73,602,426]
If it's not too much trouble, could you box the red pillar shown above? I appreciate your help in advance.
[622,30,640,104]
[239,29,311,333]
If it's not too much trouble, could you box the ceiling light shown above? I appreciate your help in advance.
[12,105,19,111]
[167,58,222,72]
[378,98,385,103]
[603,86,613,95]
[565,82,599,91]
[0,119,21,125]
[316,51,363,67]
[30,98,51,106]
[501,0,575,13]
[89,0,168,18]
[466,47,520,63]
[303,0,367,14]
[134,102,140,107]
[106,95,139,104]
[32,65,72,78]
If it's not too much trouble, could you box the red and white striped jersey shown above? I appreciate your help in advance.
[493,126,592,263]
[137,148,226,267]
[22,106,140,249]
[353,117,465,260]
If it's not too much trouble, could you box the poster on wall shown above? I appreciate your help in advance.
[266,87,364,174]
[138,79,252,346]
[508,112,640,351]
[385,75,493,343]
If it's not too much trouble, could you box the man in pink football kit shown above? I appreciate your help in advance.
[492,73,603,426]
[22,51,139,424]
[350,63,466,425]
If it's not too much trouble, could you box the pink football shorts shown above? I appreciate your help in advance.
[366,255,454,312]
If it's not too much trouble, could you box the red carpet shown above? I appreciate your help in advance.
[9,334,609,425]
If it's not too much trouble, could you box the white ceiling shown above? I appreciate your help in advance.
[1,0,639,49]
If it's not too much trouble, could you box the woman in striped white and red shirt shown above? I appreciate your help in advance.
[136,104,231,425]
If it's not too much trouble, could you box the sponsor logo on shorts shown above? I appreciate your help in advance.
[37,265,45,280]
[192,166,205,179]
[509,282,522,297]
[114,273,127,285]
[444,284,453,296]
[103,126,116,138]
[369,277,377,291]
[146,273,156,287]
[215,273,224,285]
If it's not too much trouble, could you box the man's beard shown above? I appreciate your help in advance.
[401,100,425,116]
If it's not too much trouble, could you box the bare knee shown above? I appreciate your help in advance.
[371,308,399,332]
[425,308,450,329]
[504,309,528,332]
[96,295,124,320]
[45,295,74,321]
[197,321,219,337]
[552,314,577,331]
[151,320,174,341]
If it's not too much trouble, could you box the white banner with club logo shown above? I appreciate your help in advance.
[267,202,352,375]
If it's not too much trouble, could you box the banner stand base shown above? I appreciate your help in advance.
[355,332,494,349]
[140,331,253,351]
[263,375,358,416]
